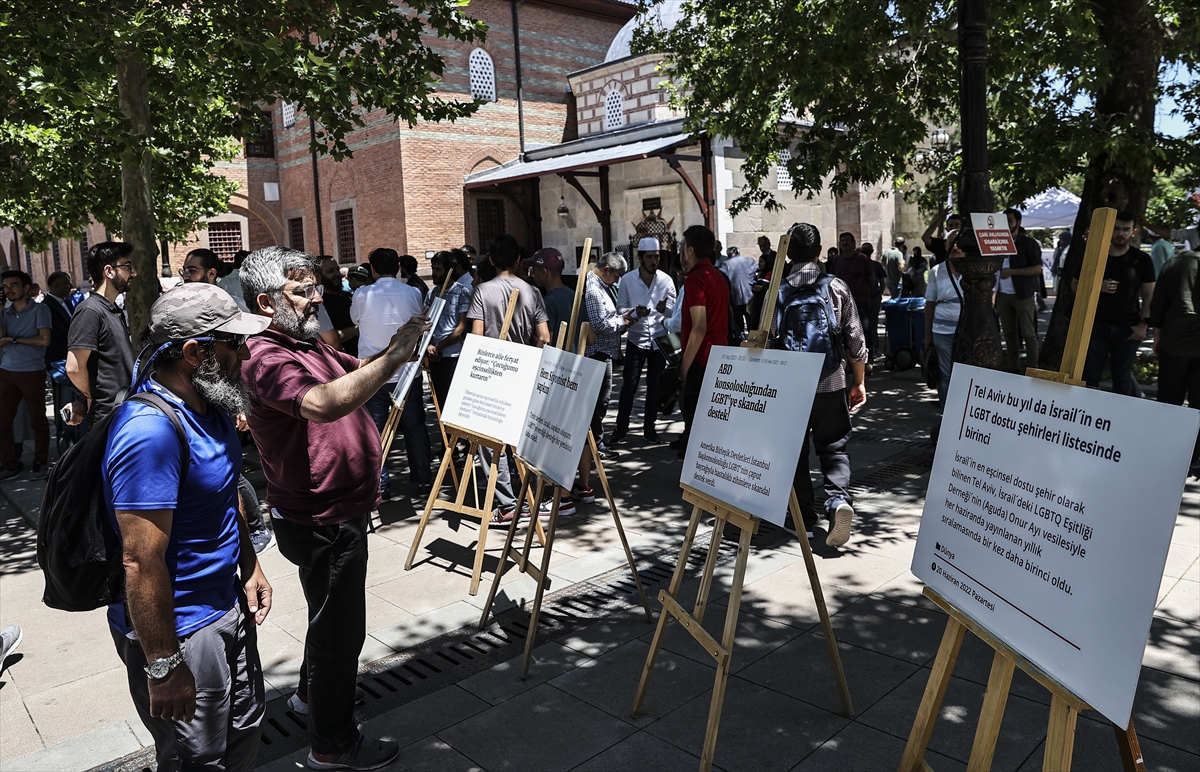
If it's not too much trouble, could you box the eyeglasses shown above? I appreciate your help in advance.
[200,334,249,349]
[274,283,323,300]
[114,262,135,272]
[178,266,204,278]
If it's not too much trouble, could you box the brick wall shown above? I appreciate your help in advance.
[567,54,676,136]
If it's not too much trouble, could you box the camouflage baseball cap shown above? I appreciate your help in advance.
[145,282,270,346]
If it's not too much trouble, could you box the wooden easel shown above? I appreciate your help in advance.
[478,320,654,678]
[380,270,460,483]
[631,234,854,772]
[402,287,545,595]
[899,207,1146,772]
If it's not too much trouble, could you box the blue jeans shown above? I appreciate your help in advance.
[365,381,432,491]
[932,332,955,408]
[1082,323,1139,395]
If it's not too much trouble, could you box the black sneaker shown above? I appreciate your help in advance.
[643,429,661,443]
[610,430,628,445]
[30,462,47,479]
[0,466,21,482]
[307,734,399,770]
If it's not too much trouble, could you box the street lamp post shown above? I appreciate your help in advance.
[951,0,1004,370]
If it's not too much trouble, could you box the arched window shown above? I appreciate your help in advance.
[777,149,793,191]
[604,89,624,131]
[469,48,496,102]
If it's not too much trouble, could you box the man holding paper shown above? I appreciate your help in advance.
[353,247,433,498]
[614,237,676,443]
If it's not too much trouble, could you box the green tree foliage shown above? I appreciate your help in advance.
[637,0,1197,367]
[636,0,1197,214]
[0,0,486,333]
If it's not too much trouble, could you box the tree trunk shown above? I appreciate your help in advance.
[116,53,159,343]
[1039,0,1162,369]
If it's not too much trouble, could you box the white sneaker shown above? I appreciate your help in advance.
[826,502,854,548]
[539,497,576,520]
[0,625,22,672]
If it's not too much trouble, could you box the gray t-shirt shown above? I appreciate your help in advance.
[543,286,575,343]
[1,300,52,372]
[467,276,548,346]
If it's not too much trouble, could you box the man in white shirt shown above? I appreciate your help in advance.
[352,248,432,498]
[613,237,676,443]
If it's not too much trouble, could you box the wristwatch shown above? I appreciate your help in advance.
[144,651,184,680]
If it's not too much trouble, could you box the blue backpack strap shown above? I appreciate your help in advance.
[125,393,190,490]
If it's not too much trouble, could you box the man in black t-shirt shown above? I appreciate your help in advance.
[318,256,358,356]
[66,242,137,427]
[1071,212,1156,395]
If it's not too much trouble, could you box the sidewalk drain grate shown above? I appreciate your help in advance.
[89,443,928,772]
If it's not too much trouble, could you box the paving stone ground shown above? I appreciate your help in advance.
[2,328,1197,771]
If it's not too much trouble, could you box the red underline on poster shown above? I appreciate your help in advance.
[958,377,975,441]
[934,553,1081,651]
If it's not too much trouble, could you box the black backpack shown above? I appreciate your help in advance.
[36,393,189,612]
[775,273,845,379]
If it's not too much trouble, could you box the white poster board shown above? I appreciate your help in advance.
[441,334,541,446]
[516,347,606,489]
[391,296,446,406]
[680,346,824,525]
[912,365,1198,726]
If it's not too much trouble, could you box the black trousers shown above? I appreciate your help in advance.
[680,363,707,444]
[616,342,666,434]
[792,389,854,528]
[429,356,458,412]
[273,515,369,755]
[1157,351,1200,466]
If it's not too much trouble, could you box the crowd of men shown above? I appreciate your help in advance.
[2,207,1197,771]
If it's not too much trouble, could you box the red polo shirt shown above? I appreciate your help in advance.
[244,328,382,526]
[682,258,730,367]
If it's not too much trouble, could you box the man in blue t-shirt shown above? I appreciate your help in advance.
[104,282,271,771]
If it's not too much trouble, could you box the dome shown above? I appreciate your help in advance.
[604,0,687,62]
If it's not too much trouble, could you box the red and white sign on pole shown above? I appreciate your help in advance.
[971,212,1017,256]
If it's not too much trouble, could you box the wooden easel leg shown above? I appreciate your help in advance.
[587,428,654,620]
[479,471,535,629]
[379,402,402,466]
[966,650,1015,771]
[1043,695,1079,772]
[470,446,501,596]
[788,490,854,716]
[520,487,561,679]
[692,515,727,625]
[899,617,968,772]
[518,478,547,575]
[512,457,548,547]
[404,439,457,571]
[1113,720,1145,772]
[698,523,754,772]
[633,503,705,718]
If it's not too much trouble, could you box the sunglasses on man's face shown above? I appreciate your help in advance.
[204,334,249,349]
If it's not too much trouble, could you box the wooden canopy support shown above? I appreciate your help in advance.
[559,168,612,253]
[667,136,716,231]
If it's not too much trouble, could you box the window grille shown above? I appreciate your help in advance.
[288,218,305,251]
[281,102,296,129]
[604,90,624,131]
[777,149,793,191]
[208,222,243,261]
[51,240,62,271]
[245,112,275,157]
[476,199,505,251]
[469,48,496,102]
[79,231,90,280]
[335,208,356,264]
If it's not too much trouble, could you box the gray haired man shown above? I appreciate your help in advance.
[240,247,427,771]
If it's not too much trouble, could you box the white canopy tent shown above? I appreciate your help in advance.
[1017,187,1081,230]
